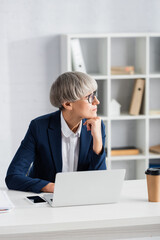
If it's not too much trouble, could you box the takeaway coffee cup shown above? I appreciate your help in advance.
[145,168,160,202]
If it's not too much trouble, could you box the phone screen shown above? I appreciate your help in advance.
[27,196,46,203]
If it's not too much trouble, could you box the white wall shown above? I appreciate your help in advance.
[0,0,160,187]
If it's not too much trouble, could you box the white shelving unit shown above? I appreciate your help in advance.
[61,33,160,180]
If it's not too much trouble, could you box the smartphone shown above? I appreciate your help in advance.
[26,196,47,204]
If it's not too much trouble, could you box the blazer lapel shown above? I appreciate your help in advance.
[78,120,92,170]
[47,111,62,173]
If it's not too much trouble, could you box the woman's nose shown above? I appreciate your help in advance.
[92,96,100,105]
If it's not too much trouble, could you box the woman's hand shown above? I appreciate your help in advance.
[83,117,102,155]
[41,182,55,193]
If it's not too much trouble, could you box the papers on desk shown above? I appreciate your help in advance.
[0,190,15,213]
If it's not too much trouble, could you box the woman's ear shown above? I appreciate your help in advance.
[62,102,73,110]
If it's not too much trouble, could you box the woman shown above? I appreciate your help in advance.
[5,72,106,193]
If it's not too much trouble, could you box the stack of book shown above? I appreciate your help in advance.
[111,146,140,156]
[149,144,160,154]
[111,66,134,75]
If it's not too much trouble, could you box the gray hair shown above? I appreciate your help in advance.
[50,72,97,109]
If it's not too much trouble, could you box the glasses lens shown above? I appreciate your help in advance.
[88,91,97,103]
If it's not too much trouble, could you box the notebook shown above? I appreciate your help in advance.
[0,190,15,213]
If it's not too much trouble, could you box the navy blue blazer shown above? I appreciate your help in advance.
[5,110,106,193]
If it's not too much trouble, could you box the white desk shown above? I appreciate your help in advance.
[0,180,160,240]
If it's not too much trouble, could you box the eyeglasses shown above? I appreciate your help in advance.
[86,91,98,104]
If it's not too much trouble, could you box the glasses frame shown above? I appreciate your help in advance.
[86,91,98,104]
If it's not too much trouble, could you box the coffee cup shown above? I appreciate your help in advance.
[145,168,160,202]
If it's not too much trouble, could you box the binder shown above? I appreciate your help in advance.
[71,39,86,73]
[129,79,145,115]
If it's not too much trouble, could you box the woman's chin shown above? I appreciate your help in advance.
[86,112,97,118]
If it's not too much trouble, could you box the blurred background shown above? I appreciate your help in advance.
[0,0,160,187]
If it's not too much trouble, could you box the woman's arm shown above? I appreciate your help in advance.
[41,182,55,192]
[84,119,107,170]
[5,120,50,193]
[83,117,103,155]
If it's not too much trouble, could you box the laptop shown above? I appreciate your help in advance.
[43,169,126,207]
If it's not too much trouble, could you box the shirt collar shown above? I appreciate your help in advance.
[61,112,82,138]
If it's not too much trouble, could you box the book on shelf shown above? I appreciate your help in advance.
[71,39,86,73]
[149,144,160,154]
[149,110,160,115]
[129,78,145,115]
[111,146,140,156]
[111,66,134,75]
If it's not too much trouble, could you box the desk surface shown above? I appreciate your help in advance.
[0,180,160,240]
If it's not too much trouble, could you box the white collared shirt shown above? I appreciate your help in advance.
[61,112,82,172]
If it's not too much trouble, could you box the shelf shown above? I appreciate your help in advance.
[111,154,146,161]
[149,74,160,78]
[66,33,148,38]
[149,78,160,113]
[97,80,108,116]
[98,115,108,121]
[111,78,145,115]
[99,114,146,121]
[111,114,146,120]
[149,119,160,157]
[149,114,160,119]
[61,33,160,180]
[67,34,108,39]
[99,115,146,120]
[150,37,160,74]
[89,74,108,80]
[77,38,108,75]
[111,120,146,158]
[110,74,146,79]
[111,37,146,75]
[149,153,160,159]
